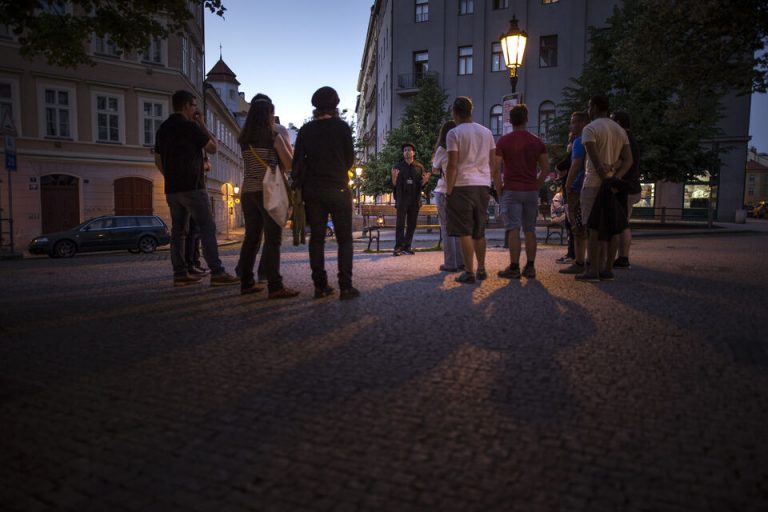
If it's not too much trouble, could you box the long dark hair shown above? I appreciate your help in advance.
[435,120,456,152]
[239,94,274,147]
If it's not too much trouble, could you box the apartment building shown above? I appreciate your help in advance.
[745,148,768,206]
[0,3,245,253]
[356,0,751,222]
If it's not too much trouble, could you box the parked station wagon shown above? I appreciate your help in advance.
[28,215,171,258]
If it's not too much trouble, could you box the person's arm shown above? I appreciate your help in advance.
[536,152,550,188]
[274,134,293,174]
[391,166,399,187]
[193,111,217,154]
[490,149,502,195]
[614,143,634,179]
[565,155,583,192]
[583,141,608,179]
[446,151,458,195]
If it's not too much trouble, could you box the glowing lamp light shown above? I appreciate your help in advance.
[500,15,528,92]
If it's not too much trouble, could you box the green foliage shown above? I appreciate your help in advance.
[552,0,768,183]
[361,76,450,201]
[0,0,227,68]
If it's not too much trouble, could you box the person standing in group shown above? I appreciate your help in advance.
[235,95,299,299]
[154,89,239,288]
[292,86,359,300]
[391,142,428,256]
[431,120,464,272]
[493,104,550,280]
[610,111,641,270]
[445,96,496,284]
[577,94,633,282]
[559,111,590,275]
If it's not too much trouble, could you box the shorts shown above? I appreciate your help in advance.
[447,186,490,240]
[499,190,539,233]
[567,192,586,239]
[580,186,599,228]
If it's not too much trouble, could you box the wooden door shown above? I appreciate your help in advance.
[40,174,79,233]
[114,177,153,215]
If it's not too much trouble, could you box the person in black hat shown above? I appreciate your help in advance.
[390,141,428,255]
[291,86,360,300]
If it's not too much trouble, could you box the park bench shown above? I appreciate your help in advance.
[361,203,441,252]
[538,203,565,245]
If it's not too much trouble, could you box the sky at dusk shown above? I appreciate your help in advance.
[204,1,767,153]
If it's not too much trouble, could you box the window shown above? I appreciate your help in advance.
[181,36,189,76]
[493,0,509,8]
[459,0,474,15]
[141,37,163,65]
[538,101,556,141]
[190,46,197,82]
[141,100,164,146]
[542,0,560,3]
[491,42,504,72]
[458,46,473,75]
[749,175,756,182]
[415,0,429,22]
[96,94,121,143]
[93,34,120,57]
[44,87,71,138]
[414,51,429,77]
[0,83,12,128]
[540,35,558,67]
[490,105,503,136]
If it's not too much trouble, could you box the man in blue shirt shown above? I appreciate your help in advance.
[559,111,589,274]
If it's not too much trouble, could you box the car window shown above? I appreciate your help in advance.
[86,218,113,230]
[115,217,138,228]
[138,217,162,227]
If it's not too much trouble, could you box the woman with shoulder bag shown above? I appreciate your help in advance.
[236,94,299,298]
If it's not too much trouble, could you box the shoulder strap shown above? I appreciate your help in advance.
[247,144,271,170]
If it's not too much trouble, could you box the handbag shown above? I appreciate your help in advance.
[249,145,291,226]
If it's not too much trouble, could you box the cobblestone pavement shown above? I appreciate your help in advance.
[1,234,767,512]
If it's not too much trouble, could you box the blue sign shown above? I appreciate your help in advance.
[6,152,16,171]
[4,135,16,171]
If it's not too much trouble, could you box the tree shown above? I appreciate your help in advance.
[0,0,227,68]
[362,76,450,201]
[553,0,768,183]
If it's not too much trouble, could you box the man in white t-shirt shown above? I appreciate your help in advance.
[445,96,497,284]
[577,94,633,282]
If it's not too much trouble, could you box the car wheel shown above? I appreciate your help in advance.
[138,235,158,253]
[53,239,77,258]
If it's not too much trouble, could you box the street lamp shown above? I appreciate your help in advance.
[355,166,363,214]
[500,15,528,93]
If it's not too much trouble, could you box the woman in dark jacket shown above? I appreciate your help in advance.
[236,94,299,298]
[292,86,359,300]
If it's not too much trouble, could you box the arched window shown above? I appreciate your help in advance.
[490,104,503,136]
[538,101,556,142]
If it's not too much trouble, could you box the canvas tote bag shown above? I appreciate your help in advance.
[248,145,291,226]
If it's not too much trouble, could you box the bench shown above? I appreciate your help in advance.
[538,203,565,245]
[361,203,441,252]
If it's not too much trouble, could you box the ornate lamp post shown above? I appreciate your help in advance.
[500,15,528,93]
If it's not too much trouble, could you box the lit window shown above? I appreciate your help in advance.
[491,42,504,72]
[415,0,429,23]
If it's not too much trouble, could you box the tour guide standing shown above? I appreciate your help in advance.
[445,96,497,284]
[391,142,428,256]
[154,89,240,287]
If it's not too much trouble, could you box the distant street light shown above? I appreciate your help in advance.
[500,15,528,93]
[355,166,363,214]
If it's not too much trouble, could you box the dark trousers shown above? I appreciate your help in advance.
[565,216,575,258]
[236,191,284,292]
[166,189,223,276]
[184,217,202,269]
[395,200,419,249]
[303,187,353,290]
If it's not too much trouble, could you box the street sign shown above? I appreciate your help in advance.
[0,109,17,136]
[4,134,16,171]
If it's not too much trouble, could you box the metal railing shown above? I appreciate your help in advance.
[397,72,440,91]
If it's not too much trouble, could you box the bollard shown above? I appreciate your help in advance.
[660,206,666,224]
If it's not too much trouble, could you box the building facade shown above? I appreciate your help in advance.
[745,148,768,206]
[0,3,245,254]
[356,0,751,222]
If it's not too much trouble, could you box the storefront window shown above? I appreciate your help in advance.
[684,173,715,209]
[635,183,655,207]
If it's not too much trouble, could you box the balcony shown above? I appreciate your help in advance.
[396,72,440,96]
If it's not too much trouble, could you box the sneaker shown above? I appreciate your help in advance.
[497,266,521,279]
[339,287,361,300]
[392,247,403,256]
[257,274,268,283]
[210,272,240,286]
[559,263,585,274]
[476,269,488,280]
[455,271,476,284]
[556,255,574,264]
[613,257,631,269]
[522,265,536,279]
[314,286,335,299]
[575,272,600,282]
[439,265,458,272]
[188,266,209,277]
[174,273,203,287]
[599,271,615,281]
[240,282,264,295]
[402,247,415,255]
[268,287,300,299]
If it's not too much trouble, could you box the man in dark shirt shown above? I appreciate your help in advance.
[154,89,239,287]
[391,142,427,256]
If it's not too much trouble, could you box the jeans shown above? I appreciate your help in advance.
[434,192,463,268]
[395,199,419,249]
[166,189,223,277]
[184,217,202,269]
[303,186,353,290]
[237,191,284,292]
